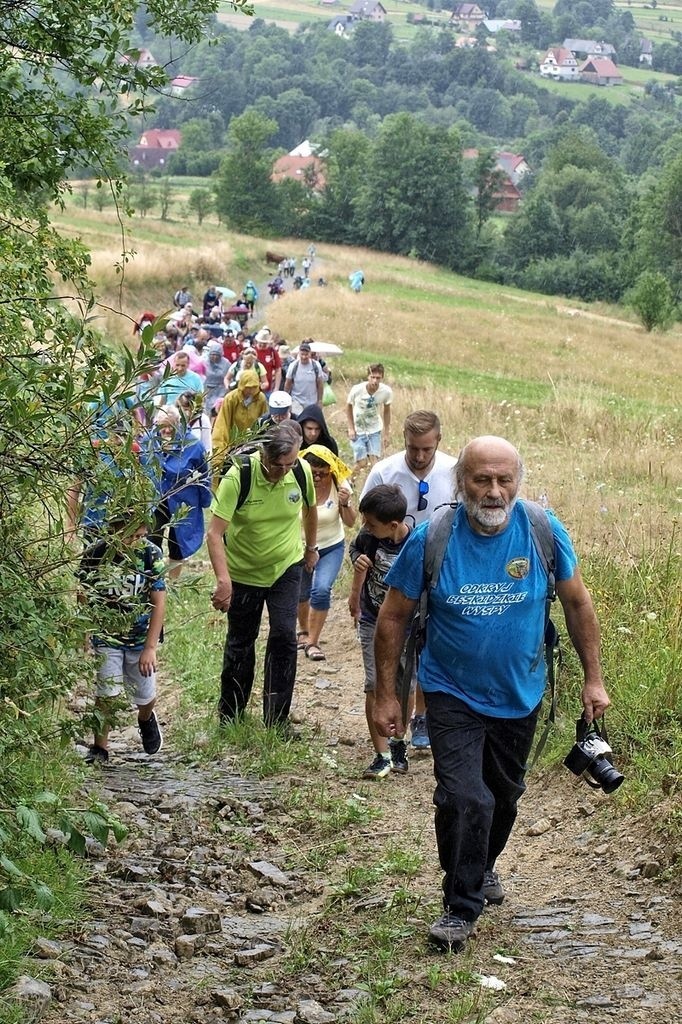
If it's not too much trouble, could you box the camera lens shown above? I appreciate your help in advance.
[588,758,624,794]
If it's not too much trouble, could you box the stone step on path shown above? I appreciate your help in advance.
[23,750,365,1024]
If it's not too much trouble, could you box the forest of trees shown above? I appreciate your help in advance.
[129,4,682,309]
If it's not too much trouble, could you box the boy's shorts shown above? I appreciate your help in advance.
[351,431,382,463]
[358,618,415,695]
[94,646,156,705]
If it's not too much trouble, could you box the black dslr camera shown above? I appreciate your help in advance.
[564,715,624,794]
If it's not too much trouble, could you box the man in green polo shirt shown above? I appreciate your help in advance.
[206,421,319,727]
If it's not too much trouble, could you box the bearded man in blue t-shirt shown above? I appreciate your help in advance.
[373,435,611,951]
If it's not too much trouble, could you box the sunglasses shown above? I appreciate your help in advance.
[417,479,429,512]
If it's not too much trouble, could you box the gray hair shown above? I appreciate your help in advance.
[262,419,302,459]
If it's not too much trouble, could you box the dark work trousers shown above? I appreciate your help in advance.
[219,561,303,726]
[425,689,540,922]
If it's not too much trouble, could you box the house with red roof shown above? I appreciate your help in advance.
[579,56,623,86]
[130,129,182,171]
[496,152,531,186]
[169,75,199,97]
[271,154,326,191]
[540,47,579,80]
[462,149,529,213]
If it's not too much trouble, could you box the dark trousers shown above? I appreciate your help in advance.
[219,562,302,726]
[425,689,540,921]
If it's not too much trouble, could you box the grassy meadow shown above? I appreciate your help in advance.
[54,203,682,794]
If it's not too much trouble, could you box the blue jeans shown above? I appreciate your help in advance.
[298,540,344,612]
[425,690,540,921]
[220,561,302,725]
[351,431,381,462]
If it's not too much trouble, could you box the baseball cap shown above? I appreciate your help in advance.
[269,390,292,411]
[299,341,312,352]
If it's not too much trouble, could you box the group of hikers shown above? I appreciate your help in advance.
[72,277,612,953]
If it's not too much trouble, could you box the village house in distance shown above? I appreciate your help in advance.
[540,38,624,86]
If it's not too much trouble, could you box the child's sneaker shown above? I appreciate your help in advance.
[84,744,109,765]
[410,714,430,749]
[138,711,163,755]
[389,737,409,774]
[362,753,392,779]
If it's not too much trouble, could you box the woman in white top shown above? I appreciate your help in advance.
[297,445,357,661]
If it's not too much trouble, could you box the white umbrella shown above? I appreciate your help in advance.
[215,285,236,299]
[294,341,344,356]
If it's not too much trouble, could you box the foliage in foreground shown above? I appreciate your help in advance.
[0,0,245,993]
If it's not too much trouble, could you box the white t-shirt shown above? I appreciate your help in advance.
[361,450,456,526]
[347,382,392,435]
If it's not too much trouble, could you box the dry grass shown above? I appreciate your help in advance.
[53,207,682,556]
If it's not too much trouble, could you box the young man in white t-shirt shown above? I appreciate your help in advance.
[346,364,393,472]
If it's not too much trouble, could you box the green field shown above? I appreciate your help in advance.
[218,0,452,40]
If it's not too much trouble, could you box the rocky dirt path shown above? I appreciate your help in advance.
[15,601,681,1024]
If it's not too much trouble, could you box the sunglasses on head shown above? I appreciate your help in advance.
[417,479,429,512]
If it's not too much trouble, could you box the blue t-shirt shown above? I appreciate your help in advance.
[385,504,578,718]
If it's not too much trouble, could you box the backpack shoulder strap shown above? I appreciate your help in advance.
[417,502,458,635]
[292,459,310,508]
[521,500,562,768]
[425,503,458,592]
[235,456,252,511]
[521,499,556,600]
[399,503,457,727]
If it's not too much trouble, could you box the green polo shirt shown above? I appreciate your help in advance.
[211,454,315,587]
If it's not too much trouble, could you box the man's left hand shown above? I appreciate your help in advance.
[581,680,611,723]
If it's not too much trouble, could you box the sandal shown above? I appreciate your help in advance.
[304,643,326,662]
[296,631,309,651]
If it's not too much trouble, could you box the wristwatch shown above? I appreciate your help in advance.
[305,544,319,552]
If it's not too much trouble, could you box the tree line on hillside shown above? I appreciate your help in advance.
[170,103,678,319]
[124,10,682,310]
[149,15,682,178]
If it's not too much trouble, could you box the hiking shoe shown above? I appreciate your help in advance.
[482,869,506,905]
[138,711,163,755]
[362,753,392,779]
[84,744,109,765]
[389,738,409,774]
[428,911,475,950]
[410,714,430,749]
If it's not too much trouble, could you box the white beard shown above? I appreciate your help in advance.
[463,495,517,531]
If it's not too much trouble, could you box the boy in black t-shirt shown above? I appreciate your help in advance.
[78,516,166,764]
[348,485,411,779]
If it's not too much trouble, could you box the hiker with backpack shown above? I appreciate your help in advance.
[243,280,258,313]
[206,421,318,729]
[372,435,611,953]
[284,340,325,415]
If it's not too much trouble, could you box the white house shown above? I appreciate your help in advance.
[540,47,579,80]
